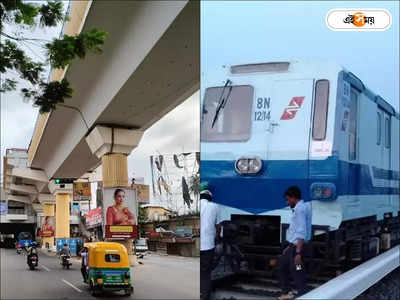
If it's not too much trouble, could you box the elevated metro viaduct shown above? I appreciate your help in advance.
[3,0,199,259]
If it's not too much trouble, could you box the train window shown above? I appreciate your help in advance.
[385,117,391,148]
[231,62,290,74]
[312,80,329,140]
[349,89,358,161]
[377,112,381,145]
[201,85,253,142]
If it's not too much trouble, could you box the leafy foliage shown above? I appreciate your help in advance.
[29,79,73,113]
[189,173,200,212]
[46,29,107,69]
[138,205,148,224]
[0,0,107,113]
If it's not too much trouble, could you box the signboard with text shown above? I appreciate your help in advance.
[73,182,91,201]
[85,207,103,228]
[39,216,55,237]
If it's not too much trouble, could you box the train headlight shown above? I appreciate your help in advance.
[310,183,336,200]
[235,157,262,174]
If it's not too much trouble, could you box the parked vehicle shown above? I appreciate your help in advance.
[134,238,148,253]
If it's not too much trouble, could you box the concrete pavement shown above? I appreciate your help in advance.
[0,248,199,299]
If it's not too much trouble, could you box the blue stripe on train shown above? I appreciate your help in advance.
[200,157,399,214]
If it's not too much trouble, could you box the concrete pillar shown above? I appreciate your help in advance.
[86,126,143,265]
[55,193,70,239]
[102,153,129,188]
[48,181,73,248]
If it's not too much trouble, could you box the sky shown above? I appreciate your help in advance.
[201,1,399,110]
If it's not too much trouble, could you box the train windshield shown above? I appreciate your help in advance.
[201,85,254,142]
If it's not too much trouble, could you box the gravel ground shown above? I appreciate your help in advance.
[355,267,400,300]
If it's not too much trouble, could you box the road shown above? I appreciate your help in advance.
[0,248,199,299]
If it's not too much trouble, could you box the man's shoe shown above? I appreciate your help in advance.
[278,291,295,300]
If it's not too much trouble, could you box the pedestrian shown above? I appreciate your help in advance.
[80,247,89,282]
[200,188,220,300]
[278,186,312,300]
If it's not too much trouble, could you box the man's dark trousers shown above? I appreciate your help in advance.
[81,263,87,282]
[200,248,215,300]
[279,244,308,296]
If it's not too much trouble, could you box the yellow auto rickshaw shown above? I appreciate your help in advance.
[83,242,134,296]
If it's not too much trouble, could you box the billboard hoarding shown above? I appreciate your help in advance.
[103,187,138,239]
[39,216,55,237]
[73,182,91,201]
[150,152,200,213]
[85,207,103,228]
[0,202,7,215]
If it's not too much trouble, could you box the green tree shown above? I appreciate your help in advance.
[138,205,147,224]
[189,173,200,212]
[0,0,107,113]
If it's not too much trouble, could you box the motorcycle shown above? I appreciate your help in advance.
[60,254,72,269]
[16,243,22,254]
[27,247,38,270]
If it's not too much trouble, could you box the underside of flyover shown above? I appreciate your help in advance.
[29,1,199,181]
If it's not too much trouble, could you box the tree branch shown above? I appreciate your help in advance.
[1,32,51,43]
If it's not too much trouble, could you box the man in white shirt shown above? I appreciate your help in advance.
[200,189,220,300]
[278,186,312,300]
[80,247,89,282]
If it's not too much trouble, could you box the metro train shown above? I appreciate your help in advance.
[200,59,400,278]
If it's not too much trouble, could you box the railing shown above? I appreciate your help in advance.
[297,245,400,300]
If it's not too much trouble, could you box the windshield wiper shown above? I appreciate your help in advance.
[211,79,232,128]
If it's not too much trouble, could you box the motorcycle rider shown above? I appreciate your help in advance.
[26,242,38,267]
[59,243,72,266]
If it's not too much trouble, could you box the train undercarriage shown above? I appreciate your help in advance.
[211,213,400,294]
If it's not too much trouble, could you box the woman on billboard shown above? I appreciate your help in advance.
[41,216,54,236]
[106,189,136,225]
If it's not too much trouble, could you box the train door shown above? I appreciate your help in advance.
[382,112,391,200]
[346,87,361,215]
[268,79,315,162]
[376,108,392,217]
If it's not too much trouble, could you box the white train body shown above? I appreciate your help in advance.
[201,59,399,230]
